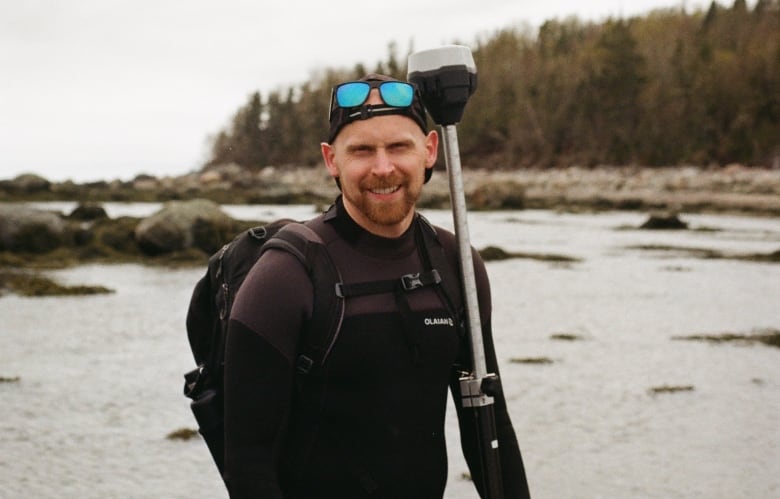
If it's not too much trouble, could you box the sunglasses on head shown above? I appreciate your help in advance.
[331,80,416,110]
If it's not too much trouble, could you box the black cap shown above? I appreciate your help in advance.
[327,73,428,143]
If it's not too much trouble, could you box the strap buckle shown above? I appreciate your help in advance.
[401,273,423,291]
[401,269,441,291]
[296,354,314,374]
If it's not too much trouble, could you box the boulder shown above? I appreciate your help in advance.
[639,212,688,230]
[468,180,526,210]
[69,202,108,221]
[134,199,232,255]
[0,204,66,253]
[11,173,51,194]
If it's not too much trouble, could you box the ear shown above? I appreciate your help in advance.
[321,142,339,178]
[424,130,439,168]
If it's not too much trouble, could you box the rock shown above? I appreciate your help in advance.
[198,163,255,190]
[0,204,66,253]
[133,177,159,191]
[166,427,199,440]
[199,170,222,185]
[8,173,51,193]
[639,212,688,230]
[211,163,246,182]
[480,246,513,261]
[468,180,526,210]
[134,199,233,255]
[69,202,108,221]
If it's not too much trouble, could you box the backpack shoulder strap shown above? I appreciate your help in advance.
[262,222,345,376]
[204,220,296,375]
[415,215,472,371]
[415,214,464,323]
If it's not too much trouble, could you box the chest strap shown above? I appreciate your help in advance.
[335,269,441,298]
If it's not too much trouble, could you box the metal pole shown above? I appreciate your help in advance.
[440,124,504,499]
[440,125,487,380]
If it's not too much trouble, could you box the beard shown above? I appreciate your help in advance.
[342,173,423,228]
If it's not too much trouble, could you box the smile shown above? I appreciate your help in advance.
[369,185,400,195]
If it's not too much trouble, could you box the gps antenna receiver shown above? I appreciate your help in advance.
[407,45,478,126]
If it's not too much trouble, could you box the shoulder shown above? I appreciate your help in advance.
[416,214,484,267]
[236,248,310,301]
[304,210,339,244]
[416,213,454,246]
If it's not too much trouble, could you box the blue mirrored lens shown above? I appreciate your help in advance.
[335,82,371,107]
[335,81,414,109]
[379,82,414,107]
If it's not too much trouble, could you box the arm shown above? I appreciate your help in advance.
[452,247,531,499]
[223,249,313,498]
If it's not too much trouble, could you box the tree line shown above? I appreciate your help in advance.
[206,0,779,171]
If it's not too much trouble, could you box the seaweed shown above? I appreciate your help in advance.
[510,357,554,365]
[166,428,199,441]
[480,245,582,263]
[550,333,584,341]
[648,385,694,395]
[627,244,780,263]
[0,270,113,297]
[672,329,780,349]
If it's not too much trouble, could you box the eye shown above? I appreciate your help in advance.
[388,140,413,152]
[347,144,374,156]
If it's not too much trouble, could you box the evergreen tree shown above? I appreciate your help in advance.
[203,1,780,171]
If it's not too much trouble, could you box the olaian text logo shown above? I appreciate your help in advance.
[424,316,454,327]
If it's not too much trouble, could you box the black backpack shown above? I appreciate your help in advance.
[183,211,464,480]
[183,218,343,477]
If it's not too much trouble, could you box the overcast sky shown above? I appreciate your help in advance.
[1,0,720,182]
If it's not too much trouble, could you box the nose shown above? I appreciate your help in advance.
[366,88,384,106]
[372,147,395,176]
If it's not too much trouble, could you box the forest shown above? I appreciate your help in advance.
[205,0,779,171]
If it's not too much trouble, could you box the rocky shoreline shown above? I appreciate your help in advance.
[3,164,780,216]
[427,164,780,215]
[2,164,779,296]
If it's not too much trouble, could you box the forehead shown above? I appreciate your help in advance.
[335,112,424,147]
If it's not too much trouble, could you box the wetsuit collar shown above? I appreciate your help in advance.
[326,196,418,257]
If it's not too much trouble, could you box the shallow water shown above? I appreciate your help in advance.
[2,204,779,498]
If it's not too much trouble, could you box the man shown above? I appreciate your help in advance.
[223,74,530,498]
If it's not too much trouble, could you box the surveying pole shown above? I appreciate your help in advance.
[408,45,504,499]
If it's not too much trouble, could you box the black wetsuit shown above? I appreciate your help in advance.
[223,198,530,498]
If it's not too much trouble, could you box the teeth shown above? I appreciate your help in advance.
[371,186,399,195]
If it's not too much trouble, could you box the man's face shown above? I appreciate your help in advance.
[321,90,438,238]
